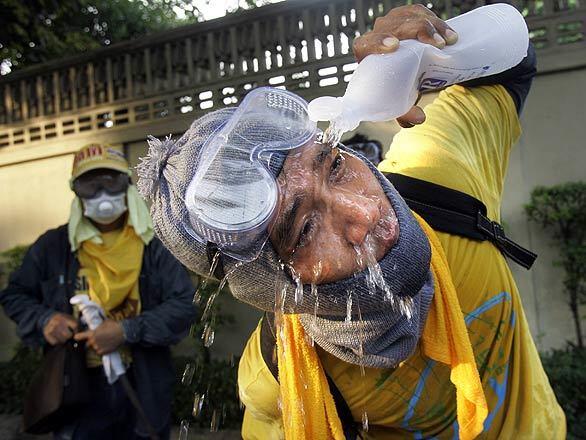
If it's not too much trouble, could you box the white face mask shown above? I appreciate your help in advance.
[82,191,127,225]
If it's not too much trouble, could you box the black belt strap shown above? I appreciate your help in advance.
[260,313,360,440]
[384,173,537,269]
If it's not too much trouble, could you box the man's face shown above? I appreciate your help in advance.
[270,142,399,284]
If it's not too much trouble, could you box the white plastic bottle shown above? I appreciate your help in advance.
[308,4,529,132]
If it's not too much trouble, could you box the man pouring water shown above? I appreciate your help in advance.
[137,4,565,439]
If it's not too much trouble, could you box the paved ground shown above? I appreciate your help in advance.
[0,414,240,439]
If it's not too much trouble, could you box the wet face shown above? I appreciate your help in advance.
[270,142,399,284]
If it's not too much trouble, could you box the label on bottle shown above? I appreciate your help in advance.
[418,63,492,91]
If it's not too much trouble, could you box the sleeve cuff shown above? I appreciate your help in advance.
[37,309,57,334]
[121,318,141,344]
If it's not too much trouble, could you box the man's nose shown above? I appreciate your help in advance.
[331,192,380,246]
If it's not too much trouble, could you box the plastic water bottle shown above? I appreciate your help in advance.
[308,4,529,133]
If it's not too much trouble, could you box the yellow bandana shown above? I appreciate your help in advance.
[78,223,144,319]
[278,213,487,440]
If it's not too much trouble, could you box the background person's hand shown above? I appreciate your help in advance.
[352,4,459,128]
[43,312,78,345]
[74,319,125,355]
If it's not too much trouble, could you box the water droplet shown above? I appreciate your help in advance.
[289,265,304,306]
[210,408,221,432]
[362,410,369,432]
[312,261,323,282]
[345,293,353,323]
[181,363,196,386]
[179,419,190,440]
[322,121,345,149]
[192,288,203,306]
[189,323,197,338]
[202,322,215,347]
[356,295,365,378]
[192,392,205,417]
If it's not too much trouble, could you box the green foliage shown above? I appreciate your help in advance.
[0,245,29,288]
[541,346,586,439]
[0,343,42,414]
[0,0,270,73]
[0,0,197,72]
[525,182,586,347]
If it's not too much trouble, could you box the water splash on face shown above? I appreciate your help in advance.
[361,235,392,298]
[322,121,345,150]
[354,234,416,320]
[289,265,304,306]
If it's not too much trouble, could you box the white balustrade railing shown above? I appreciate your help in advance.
[0,0,584,149]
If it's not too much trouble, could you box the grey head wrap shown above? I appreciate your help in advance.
[137,103,434,369]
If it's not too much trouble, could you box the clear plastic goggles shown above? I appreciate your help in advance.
[184,87,318,262]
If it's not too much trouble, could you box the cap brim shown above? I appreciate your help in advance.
[72,162,131,180]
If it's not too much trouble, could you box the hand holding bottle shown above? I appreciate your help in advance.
[309,4,528,132]
[352,5,459,128]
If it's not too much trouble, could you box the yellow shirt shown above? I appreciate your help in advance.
[238,85,566,439]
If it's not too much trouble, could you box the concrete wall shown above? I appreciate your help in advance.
[1,67,584,362]
[502,68,586,350]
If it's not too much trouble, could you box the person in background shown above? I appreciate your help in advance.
[0,144,197,440]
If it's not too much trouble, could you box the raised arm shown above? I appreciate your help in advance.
[462,41,537,113]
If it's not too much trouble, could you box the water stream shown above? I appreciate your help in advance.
[322,121,345,150]
[178,420,190,440]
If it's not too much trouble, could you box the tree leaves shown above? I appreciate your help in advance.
[0,0,198,72]
[525,182,586,347]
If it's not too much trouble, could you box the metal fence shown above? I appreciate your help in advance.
[0,0,584,149]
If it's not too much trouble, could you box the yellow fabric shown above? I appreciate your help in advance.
[239,322,284,439]
[415,213,487,440]
[78,223,143,318]
[238,85,566,439]
[68,184,154,251]
[277,314,345,440]
[71,144,129,180]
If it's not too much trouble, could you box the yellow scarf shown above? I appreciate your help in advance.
[278,214,488,440]
[78,223,144,318]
